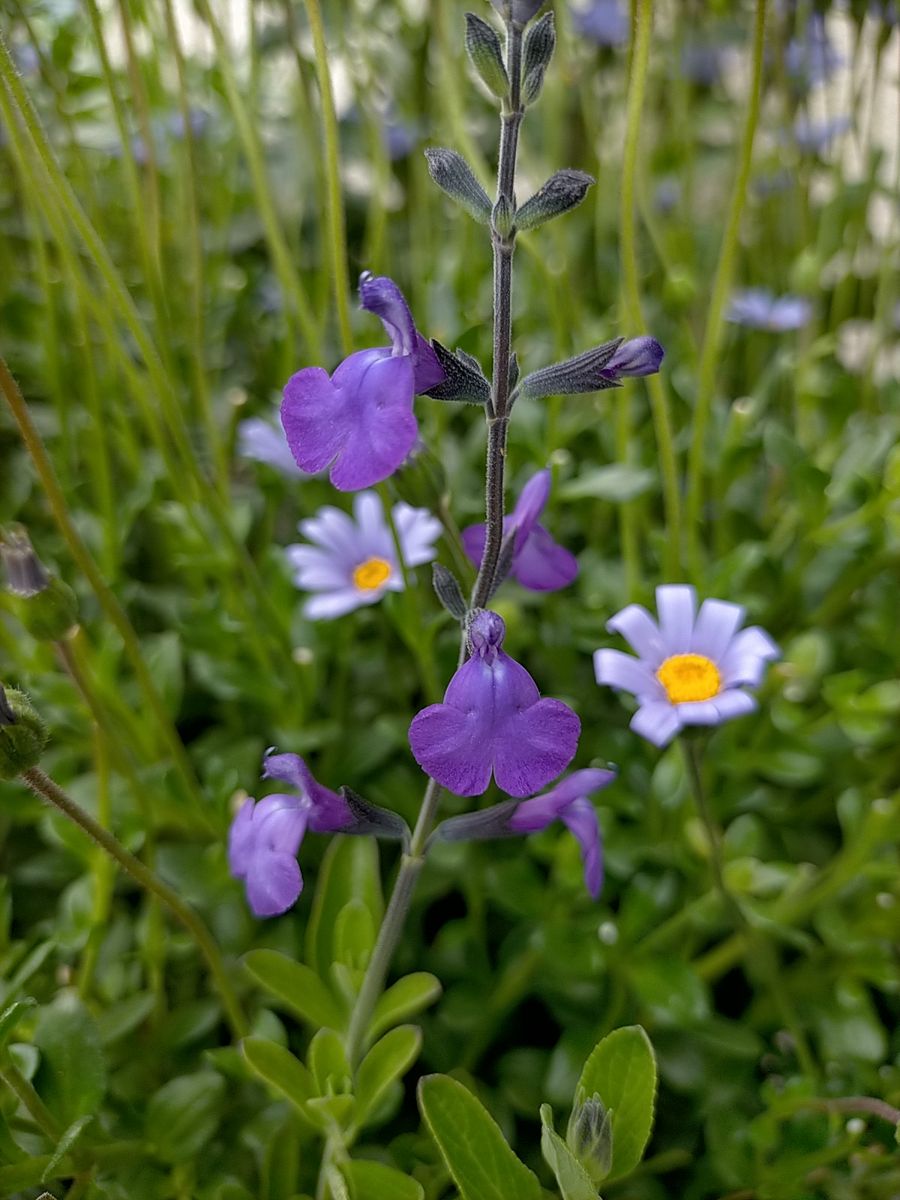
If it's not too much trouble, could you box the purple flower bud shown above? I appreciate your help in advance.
[599,336,665,382]
[491,0,545,25]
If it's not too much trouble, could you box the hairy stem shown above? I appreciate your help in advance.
[20,767,248,1041]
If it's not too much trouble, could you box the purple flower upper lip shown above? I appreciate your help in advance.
[594,585,780,748]
[280,274,444,492]
[408,609,581,797]
[462,469,578,592]
[228,752,353,918]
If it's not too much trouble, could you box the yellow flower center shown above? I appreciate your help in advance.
[352,557,392,592]
[656,653,721,704]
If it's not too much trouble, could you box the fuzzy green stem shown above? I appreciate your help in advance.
[20,767,248,1041]
[684,0,768,577]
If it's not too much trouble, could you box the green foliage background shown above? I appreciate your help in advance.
[0,0,898,1197]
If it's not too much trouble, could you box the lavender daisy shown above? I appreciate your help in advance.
[436,768,616,898]
[238,412,309,478]
[281,273,444,491]
[409,609,581,797]
[287,491,441,620]
[594,585,779,748]
[462,469,578,592]
[229,753,355,917]
[727,289,812,332]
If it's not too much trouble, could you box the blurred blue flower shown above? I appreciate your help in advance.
[572,0,629,47]
[286,490,440,620]
[384,118,420,161]
[680,42,728,87]
[785,14,843,88]
[727,288,812,331]
[238,413,308,478]
[409,609,581,797]
[595,585,780,748]
[792,113,852,153]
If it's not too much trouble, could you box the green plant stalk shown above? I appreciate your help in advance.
[77,727,115,1000]
[191,0,321,361]
[305,0,354,356]
[619,0,682,582]
[0,1062,62,1141]
[19,766,248,1041]
[0,352,206,814]
[684,0,768,578]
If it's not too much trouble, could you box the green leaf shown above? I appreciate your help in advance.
[370,974,442,1042]
[43,1114,93,1182]
[242,1036,315,1116]
[145,1071,226,1164]
[417,1074,542,1200]
[343,1159,425,1200]
[307,838,383,979]
[540,1105,598,1200]
[32,993,107,1125]
[308,1028,351,1095]
[334,899,376,971]
[243,949,345,1030]
[558,465,656,503]
[0,997,36,1050]
[355,1026,422,1127]
[576,1026,657,1182]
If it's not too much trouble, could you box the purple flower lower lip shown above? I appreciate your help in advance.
[408,609,581,797]
[462,469,578,592]
[594,585,780,748]
[280,274,444,492]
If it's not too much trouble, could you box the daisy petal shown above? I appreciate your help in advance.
[656,584,697,654]
[691,599,745,660]
[594,648,663,698]
[607,603,666,664]
[630,701,682,747]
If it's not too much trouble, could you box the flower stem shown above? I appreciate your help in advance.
[19,766,248,1041]
[684,0,768,578]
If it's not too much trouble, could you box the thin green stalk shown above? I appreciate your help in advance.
[684,0,768,578]
[306,0,353,355]
[619,0,682,581]
[0,1062,62,1140]
[0,353,205,813]
[20,766,248,1041]
[77,726,115,1000]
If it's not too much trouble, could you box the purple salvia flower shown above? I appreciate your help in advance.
[229,753,355,917]
[461,469,578,592]
[409,609,581,797]
[572,0,629,47]
[238,414,310,478]
[436,768,615,898]
[599,336,664,382]
[281,273,444,492]
[727,289,812,332]
[287,491,441,620]
[594,585,780,748]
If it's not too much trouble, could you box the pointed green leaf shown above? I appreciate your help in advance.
[343,1159,424,1200]
[355,1026,422,1127]
[334,899,376,971]
[0,997,36,1050]
[370,973,442,1042]
[43,1114,93,1182]
[575,1026,657,1181]
[241,1036,315,1116]
[243,949,344,1030]
[307,838,383,979]
[539,1105,598,1200]
[417,1074,542,1200]
[32,993,106,1124]
[145,1071,226,1164]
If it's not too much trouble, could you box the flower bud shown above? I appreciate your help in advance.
[515,169,595,232]
[432,564,468,621]
[0,685,49,780]
[1,528,78,642]
[522,12,555,104]
[425,340,491,406]
[424,148,492,224]
[465,12,509,99]
[490,0,545,27]
[566,1090,613,1183]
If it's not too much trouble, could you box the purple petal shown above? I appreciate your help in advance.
[508,768,616,832]
[461,522,487,570]
[228,797,257,876]
[281,367,345,474]
[656,585,696,654]
[511,470,551,540]
[262,753,352,831]
[246,851,303,918]
[630,700,682,747]
[719,626,780,686]
[712,690,758,721]
[329,353,418,491]
[491,699,581,798]
[560,796,604,899]
[512,525,578,591]
[594,649,663,699]
[603,336,664,379]
[408,702,494,796]
[690,599,745,661]
[607,604,666,665]
[465,609,508,661]
[412,333,445,393]
[359,272,416,356]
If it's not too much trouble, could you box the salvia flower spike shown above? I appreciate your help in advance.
[281,273,444,491]
[408,608,580,797]
[594,585,780,748]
